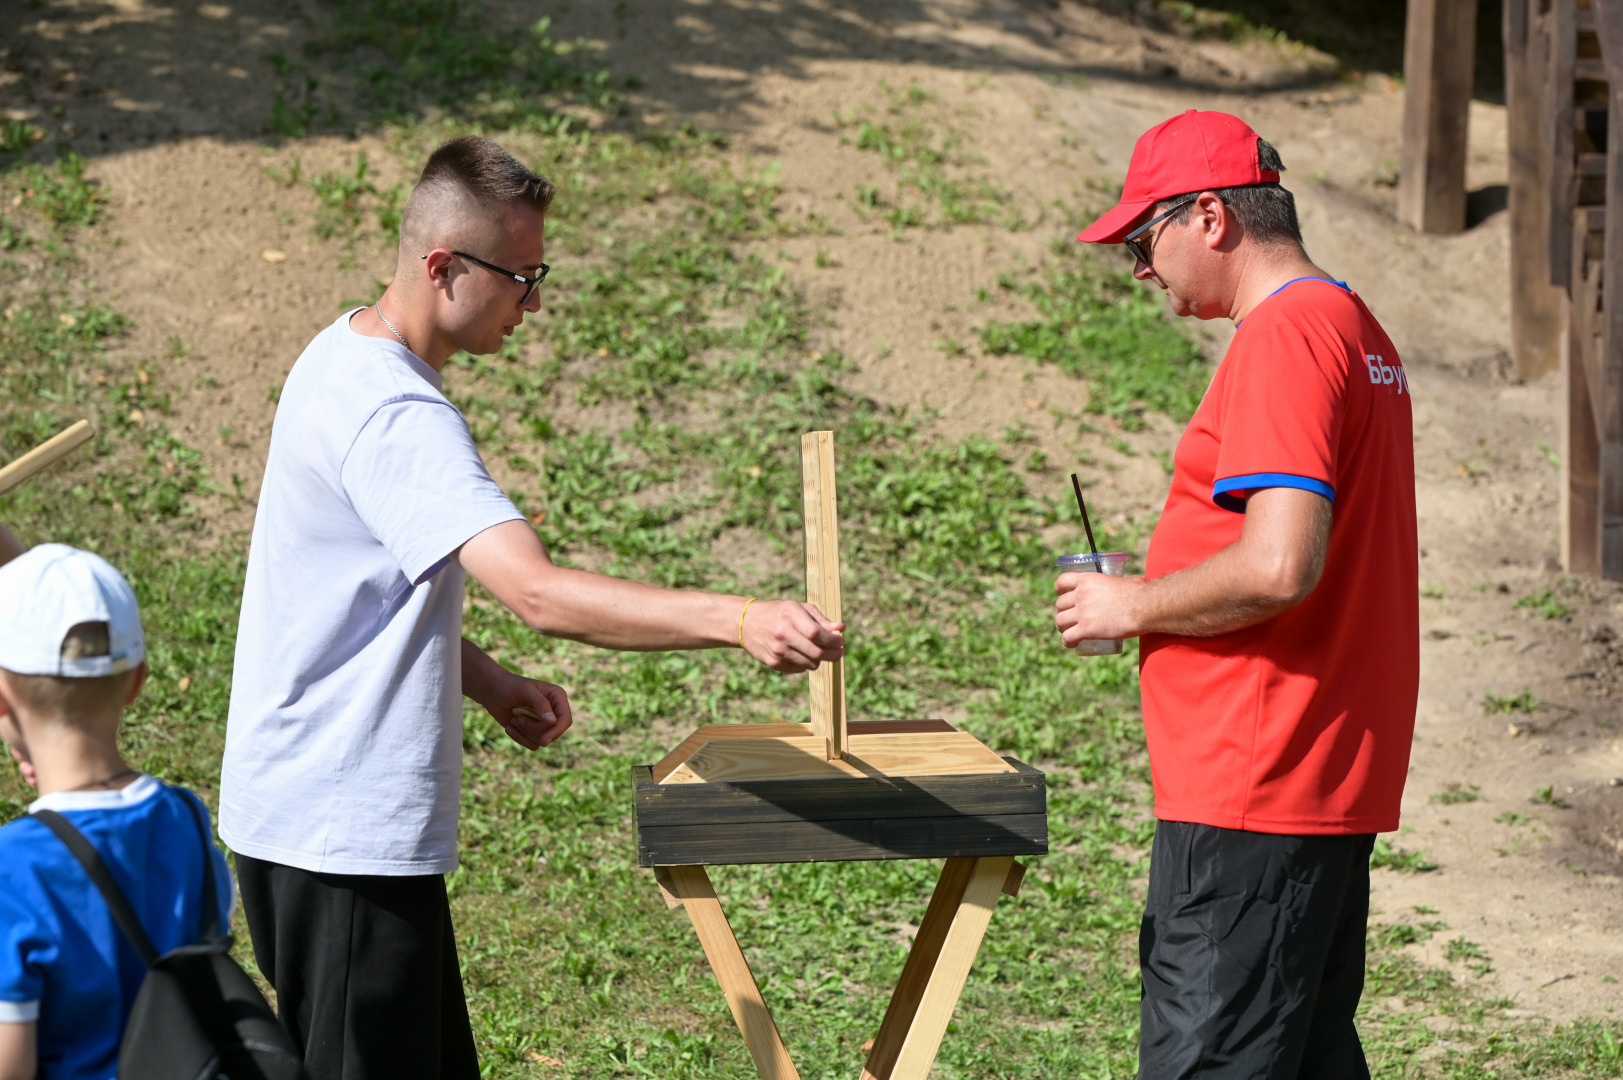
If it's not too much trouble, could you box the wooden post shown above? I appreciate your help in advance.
[1505,0,1565,378]
[1563,293,1601,574]
[1398,0,1478,234]
[1544,0,1578,287]
[800,431,846,760]
[1596,1,1623,577]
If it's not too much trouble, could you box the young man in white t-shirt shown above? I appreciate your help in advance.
[220,136,846,1078]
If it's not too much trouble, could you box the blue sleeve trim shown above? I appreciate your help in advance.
[1212,473,1336,513]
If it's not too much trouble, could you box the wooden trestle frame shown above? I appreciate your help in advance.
[633,432,1047,1080]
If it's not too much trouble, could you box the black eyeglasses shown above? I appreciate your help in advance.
[1122,193,1210,266]
[424,250,551,305]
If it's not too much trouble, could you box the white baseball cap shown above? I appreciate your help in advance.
[0,543,146,677]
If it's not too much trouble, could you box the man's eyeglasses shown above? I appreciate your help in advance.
[1122,193,1209,266]
[424,250,551,305]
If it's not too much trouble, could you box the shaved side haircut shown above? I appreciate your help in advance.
[399,136,556,256]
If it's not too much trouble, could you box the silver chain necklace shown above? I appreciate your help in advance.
[375,303,412,354]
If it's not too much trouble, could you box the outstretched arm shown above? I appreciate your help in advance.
[0,525,23,568]
[1055,486,1332,642]
[458,519,844,673]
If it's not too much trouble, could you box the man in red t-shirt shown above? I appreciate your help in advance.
[1057,110,1418,1078]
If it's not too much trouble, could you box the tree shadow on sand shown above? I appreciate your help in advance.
[0,0,1417,170]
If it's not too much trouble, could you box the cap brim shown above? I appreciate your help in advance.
[1076,197,1157,244]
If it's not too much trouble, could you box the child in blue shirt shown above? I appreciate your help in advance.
[0,545,233,1080]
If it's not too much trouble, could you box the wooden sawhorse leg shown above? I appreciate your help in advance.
[861,855,1017,1080]
[665,864,801,1080]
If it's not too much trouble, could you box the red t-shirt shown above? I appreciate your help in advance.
[1140,278,1418,835]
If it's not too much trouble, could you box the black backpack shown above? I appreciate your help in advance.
[31,795,307,1080]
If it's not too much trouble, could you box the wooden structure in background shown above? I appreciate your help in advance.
[1407,0,1622,577]
[1401,0,1480,232]
[1502,0,1623,577]
[634,431,1047,1080]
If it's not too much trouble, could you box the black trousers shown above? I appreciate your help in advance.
[235,854,480,1080]
[1138,821,1375,1080]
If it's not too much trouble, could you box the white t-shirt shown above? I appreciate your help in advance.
[220,311,524,875]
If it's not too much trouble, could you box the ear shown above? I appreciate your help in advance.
[422,249,459,292]
[125,661,148,707]
[1196,191,1232,249]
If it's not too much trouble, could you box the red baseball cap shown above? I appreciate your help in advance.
[1077,110,1280,244]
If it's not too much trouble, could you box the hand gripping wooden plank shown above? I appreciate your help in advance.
[0,419,95,497]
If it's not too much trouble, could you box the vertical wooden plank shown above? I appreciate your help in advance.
[800,431,846,759]
[886,856,1014,1080]
[1399,0,1479,233]
[860,858,978,1080]
[1564,294,1602,575]
[1595,1,1623,577]
[1506,0,1567,378]
[1546,0,1578,285]
[666,865,801,1080]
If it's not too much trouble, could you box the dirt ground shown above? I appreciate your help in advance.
[6,0,1623,1022]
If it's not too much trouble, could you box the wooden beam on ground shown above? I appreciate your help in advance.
[0,419,95,497]
[1505,0,1566,378]
[1398,0,1479,233]
[666,865,800,1080]
[800,431,846,759]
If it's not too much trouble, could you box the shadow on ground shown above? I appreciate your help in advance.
[0,0,1438,171]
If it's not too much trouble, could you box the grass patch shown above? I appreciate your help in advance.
[835,85,1022,234]
[979,250,1212,430]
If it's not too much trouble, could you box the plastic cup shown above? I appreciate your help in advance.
[1055,552,1130,655]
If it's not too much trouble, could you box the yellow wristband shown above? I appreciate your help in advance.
[738,597,758,648]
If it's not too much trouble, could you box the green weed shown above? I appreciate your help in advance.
[1371,837,1438,873]
[1484,688,1540,715]
[1430,782,1480,805]
[2,154,104,230]
[1515,587,1572,620]
[1530,785,1570,809]
[0,120,40,155]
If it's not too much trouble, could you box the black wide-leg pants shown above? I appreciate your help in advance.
[235,853,480,1080]
[1138,821,1376,1080]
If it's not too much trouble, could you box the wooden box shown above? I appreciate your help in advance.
[634,720,1047,867]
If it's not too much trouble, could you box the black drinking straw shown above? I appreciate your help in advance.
[1070,472,1099,558]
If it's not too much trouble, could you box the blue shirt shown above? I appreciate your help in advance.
[0,775,234,1080]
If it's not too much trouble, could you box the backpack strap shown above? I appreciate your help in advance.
[29,808,161,968]
[174,791,224,943]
